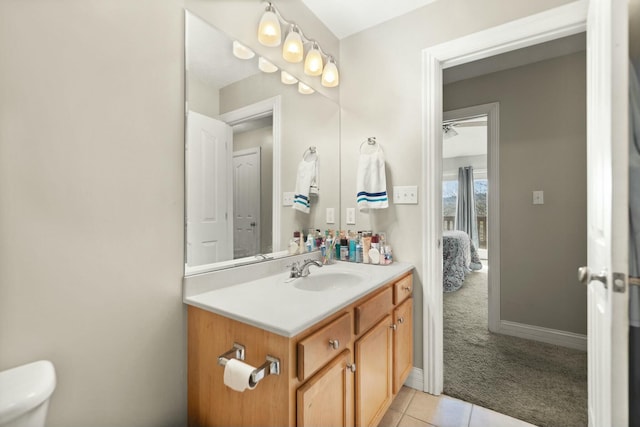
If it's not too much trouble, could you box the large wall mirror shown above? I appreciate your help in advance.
[184,9,341,275]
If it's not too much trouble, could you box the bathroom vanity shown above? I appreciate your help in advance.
[184,259,414,427]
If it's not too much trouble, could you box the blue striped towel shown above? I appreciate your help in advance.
[356,148,388,211]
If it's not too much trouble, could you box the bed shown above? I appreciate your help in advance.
[443,230,483,292]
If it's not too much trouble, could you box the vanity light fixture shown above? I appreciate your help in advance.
[257,2,339,88]
[281,71,298,85]
[258,56,278,73]
[298,82,315,94]
[282,25,303,63]
[257,3,281,47]
[304,43,323,76]
[232,41,255,59]
[321,57,339,87]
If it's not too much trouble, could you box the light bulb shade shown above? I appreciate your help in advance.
[282,27,303,63]
[281,71,298,85]
[321,59,339,87]
[304,45,323,76]
[258,56,278,73]
[298,82,315,94]
[258,9,281,47]
[232,41,255,59]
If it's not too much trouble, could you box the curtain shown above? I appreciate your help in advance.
[455,166,478,248]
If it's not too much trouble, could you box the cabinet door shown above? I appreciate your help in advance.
[297,350,354,427]
[355,314,393,427]
[393,298,413,394]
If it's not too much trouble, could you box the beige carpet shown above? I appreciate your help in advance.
[443,266,588,427]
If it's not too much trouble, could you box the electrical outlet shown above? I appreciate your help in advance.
[393,185,418,204]
[326,208,335,224]
[283,192,294,206]
[533,190,544,205]
[346,208,356,225]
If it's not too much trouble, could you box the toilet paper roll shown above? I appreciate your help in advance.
[223,359,257,392]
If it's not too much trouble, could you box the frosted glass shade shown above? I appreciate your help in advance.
[304,45,323,76]
[258,9,281,47]
[232,41,255,60]
[281,71,298,85]
[282,28,303,63]
[258,57,278,73]
[298,82,315,94]
[321,59,339,87]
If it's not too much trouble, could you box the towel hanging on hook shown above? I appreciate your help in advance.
[359,137,380,155]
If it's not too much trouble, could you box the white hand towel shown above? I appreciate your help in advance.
[293,158,317,214]
[309,158,319,196]
[356,147,388,211]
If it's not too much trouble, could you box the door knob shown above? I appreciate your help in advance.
[250,222,257,227]
[578,266,607,288]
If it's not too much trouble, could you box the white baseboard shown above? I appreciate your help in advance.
[497,320,587,351]
[404,367,425,391]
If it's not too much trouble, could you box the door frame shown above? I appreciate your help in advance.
[420,0,588,394]
[443,103,499,332]
[219,96,282,252]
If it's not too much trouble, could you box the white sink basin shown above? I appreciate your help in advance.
[291,269,369,292]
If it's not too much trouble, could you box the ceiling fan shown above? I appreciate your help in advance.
[442,118,486,138]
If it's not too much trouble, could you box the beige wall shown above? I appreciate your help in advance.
[338,0,576,368]
[444,52,588,334]
[0,1,186,426]
[187,73,219,118]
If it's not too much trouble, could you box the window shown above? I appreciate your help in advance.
[442,178,488,249]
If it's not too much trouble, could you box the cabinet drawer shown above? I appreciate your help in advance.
[297,312,352,381]
[355,287,393,335]
[393,274,413,305]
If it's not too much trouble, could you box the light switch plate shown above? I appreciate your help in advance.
[346,208,356,225]
[533,190,544,205]
[326,208,335,224]
[283,192,294,206]
[393,185,418,204]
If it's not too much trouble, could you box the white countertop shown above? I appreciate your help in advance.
[183,260,414,337]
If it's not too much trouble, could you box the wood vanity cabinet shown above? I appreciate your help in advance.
[187,271,413,427]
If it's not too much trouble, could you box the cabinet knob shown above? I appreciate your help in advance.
[398,316,405,324]
[390,324,397,331]
[328,339,340,349]
[403,286,411,292]
[346,363,356,373]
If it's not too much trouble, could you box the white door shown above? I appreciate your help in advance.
[186,111,233,266]
[584,0,629,425]
[233,148,261,258]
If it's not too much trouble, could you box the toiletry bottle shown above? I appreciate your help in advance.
[355,232,363,263]
[335,236,341,260]
[349,233,357,262]
[362,232,372,264]
[340,238,349,261]
[370,234,380,265]
[320,238,327,263]
[299,230,306,254]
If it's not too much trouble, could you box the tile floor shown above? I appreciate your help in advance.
[378,387,537,427]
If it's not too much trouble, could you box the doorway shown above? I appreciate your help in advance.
[420,1,588,396]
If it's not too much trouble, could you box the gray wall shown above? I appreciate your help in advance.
[444,52,588,334]
[0,1,186,426]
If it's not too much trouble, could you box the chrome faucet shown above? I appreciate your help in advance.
[288,259,322,278]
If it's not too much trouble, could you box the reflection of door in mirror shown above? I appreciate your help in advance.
[231,115,273,259]
[233,148,261,259]
[186,111,233,265]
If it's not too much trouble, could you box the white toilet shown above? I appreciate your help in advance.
[0,361,56,427]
